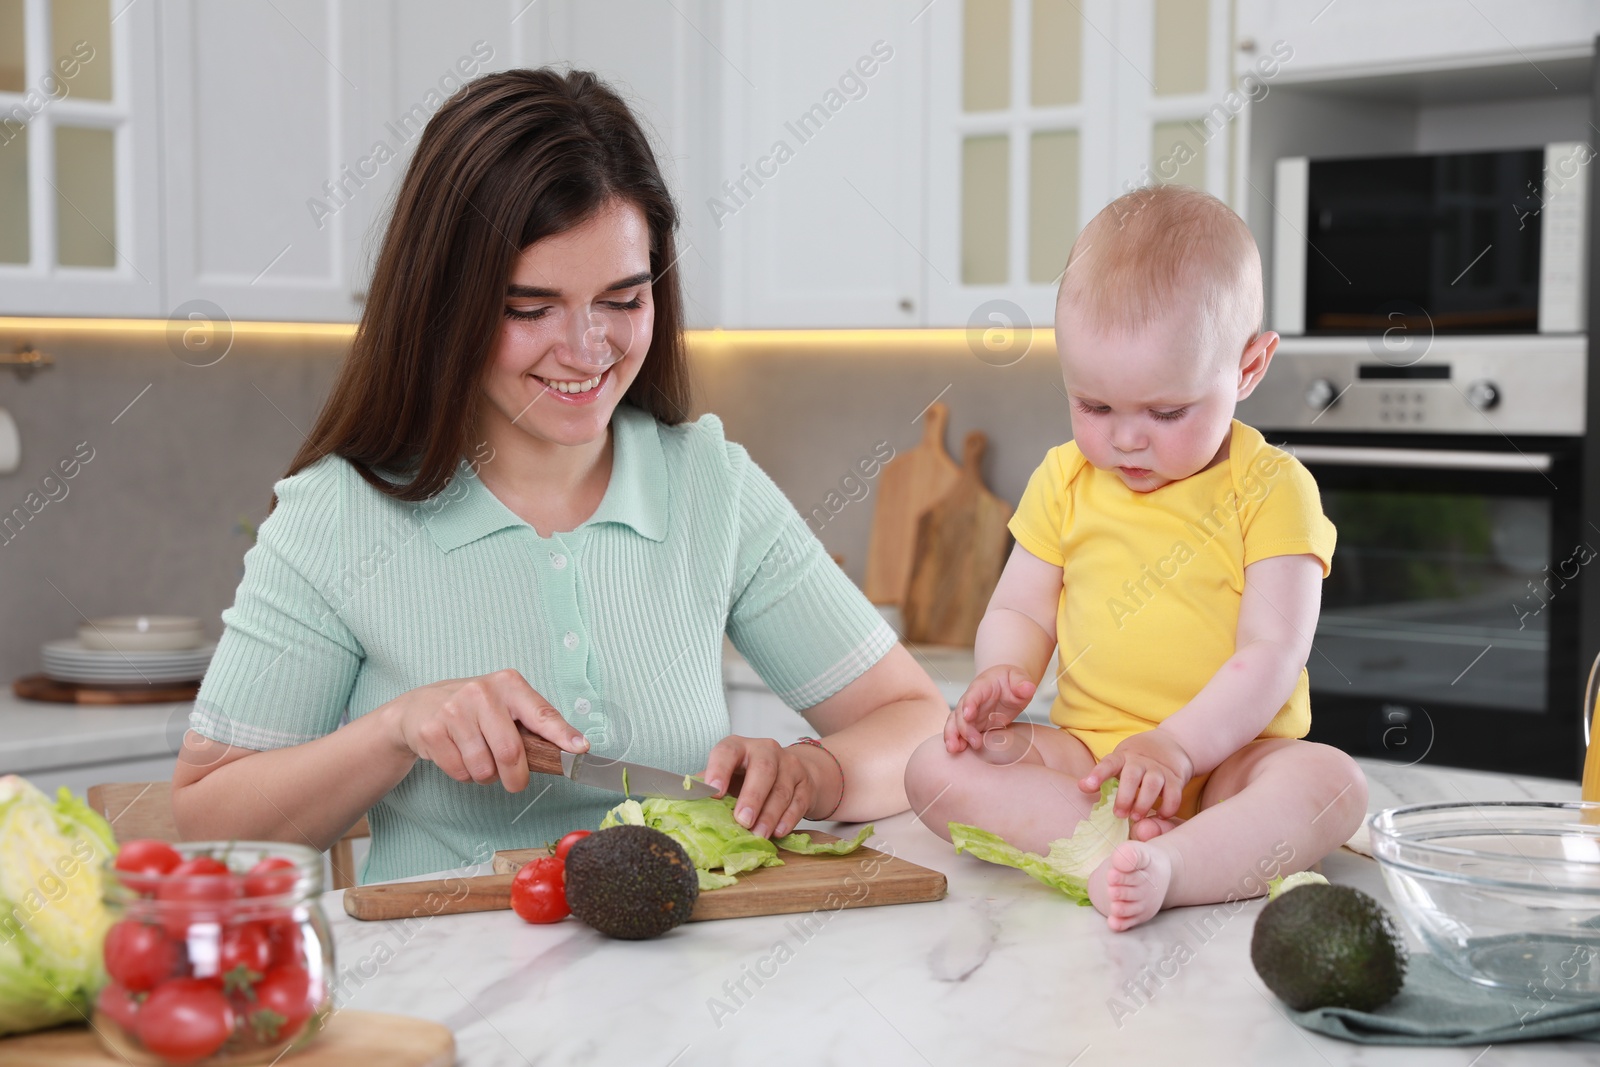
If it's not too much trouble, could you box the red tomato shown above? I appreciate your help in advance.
[554,830,591,860]
[136,978,234,1064]
[114,840,183,877]
[95,981,142,1033]
[217,923,273,992]
[103,920,183,992]
[248,964,316,1043]
[156,858,243,938]
[264,918,306,969]
[243,856,298,897]
[510,856,569,924]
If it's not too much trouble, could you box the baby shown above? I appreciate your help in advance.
[904,184,1367,931]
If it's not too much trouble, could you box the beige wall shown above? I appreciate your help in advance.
[0,325,1071,684]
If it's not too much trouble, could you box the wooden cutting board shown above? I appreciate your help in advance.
[13,674,200,704]
[343,831,946,923]
[0,1010,453,1066]
[901,431,1015,647]
[864,401,962,607]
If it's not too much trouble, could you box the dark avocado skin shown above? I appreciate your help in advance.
[564,825,700,939]
[1251,883,1408,1011]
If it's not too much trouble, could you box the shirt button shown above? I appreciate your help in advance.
[574,697,591,714]
[563,631,579,650]
[550,553,567,569]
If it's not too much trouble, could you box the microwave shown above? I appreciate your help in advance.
[1273,144,1590,336]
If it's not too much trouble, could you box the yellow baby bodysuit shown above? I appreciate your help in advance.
[1009,420,1337,771]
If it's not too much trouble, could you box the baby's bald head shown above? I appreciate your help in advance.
[1056,185,1262,369]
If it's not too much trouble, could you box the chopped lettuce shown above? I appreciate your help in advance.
[773,825,874,854]
[599,795,874,890]
[0,775,117,1035]
[948,779,1128,906]
[1268,870,1329,900]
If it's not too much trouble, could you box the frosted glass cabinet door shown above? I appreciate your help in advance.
[0,0,161,316]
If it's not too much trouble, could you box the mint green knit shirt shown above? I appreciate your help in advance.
[192,406,896,883]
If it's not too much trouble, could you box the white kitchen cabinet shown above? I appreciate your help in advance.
[714,2,929,328]
[159,0,402,323]
[924,0,1236,330]
[0,0,163,317]
[22,753,176,800]
[1234,0,1600,82]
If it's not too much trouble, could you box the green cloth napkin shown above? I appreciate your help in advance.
[1290,954,1600,1045]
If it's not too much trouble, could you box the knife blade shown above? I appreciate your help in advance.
[520,726,721,800]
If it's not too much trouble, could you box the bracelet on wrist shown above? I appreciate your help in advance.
[788,736,844,820]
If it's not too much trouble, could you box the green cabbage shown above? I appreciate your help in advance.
[599,796,874,890]
[948,779,1128,906]
[0,775,117,1035]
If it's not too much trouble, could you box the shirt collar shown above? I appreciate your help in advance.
[422,405,669,553]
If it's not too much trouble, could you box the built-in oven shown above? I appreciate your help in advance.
[1238,337,1587,779]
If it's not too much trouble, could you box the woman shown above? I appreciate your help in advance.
[171,69,947,883]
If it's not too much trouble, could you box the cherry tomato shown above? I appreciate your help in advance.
[103,920,183,992]
[156,858,243,938]
[114,840,183,877]
[510,856,569,924]
[136,978,234,1064]
[248,964,316,1043]
[244,856,298,897]
[217,922,273,993]
[95,981,142,1033]
[263,917,306,969]
[553,830,591,860]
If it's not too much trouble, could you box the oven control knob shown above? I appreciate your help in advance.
[1305,378,1339,411]
[1465,379,1500,411]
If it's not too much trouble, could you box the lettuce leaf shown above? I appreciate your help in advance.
[773,824,874,855]
[1267,871,1329,900]
[599,795,875,890]
[0,776,117,1035]
[948,779,1128,906]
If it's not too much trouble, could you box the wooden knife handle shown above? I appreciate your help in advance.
[342,873,515,921]
[518,725,565,775]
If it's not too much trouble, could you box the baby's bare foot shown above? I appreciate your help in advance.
[1129,815,1183,842]
[1087,842,1174,932]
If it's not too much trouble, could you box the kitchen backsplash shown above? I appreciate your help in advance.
[0,324,1070,682]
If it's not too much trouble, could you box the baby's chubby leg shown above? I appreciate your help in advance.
[1087,739,1367,931]
[904,722,1101,853]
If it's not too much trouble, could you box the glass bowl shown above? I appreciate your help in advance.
[1370,801,1600,998]
[94,841,334,1065]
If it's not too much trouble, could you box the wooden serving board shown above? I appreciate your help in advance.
[864,401,962,607]
[13,674,200,705]
[902,431,1015,647]
[0,1010,453,1066]
[342,831,947,923]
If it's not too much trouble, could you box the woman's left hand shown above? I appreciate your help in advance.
[700,736,839,839]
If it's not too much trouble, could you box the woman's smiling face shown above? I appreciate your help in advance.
[479,198,655,450]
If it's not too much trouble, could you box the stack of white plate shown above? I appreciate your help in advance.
[41,615,214,686]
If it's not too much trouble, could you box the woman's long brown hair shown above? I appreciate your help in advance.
[280,68,691,505]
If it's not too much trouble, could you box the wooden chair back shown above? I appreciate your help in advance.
[86,781,371,891]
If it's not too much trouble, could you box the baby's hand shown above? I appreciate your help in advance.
[1080,731,1194,821]
[945,666,1037,753]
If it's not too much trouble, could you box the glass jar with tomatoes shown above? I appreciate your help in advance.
[95,840,334,1066]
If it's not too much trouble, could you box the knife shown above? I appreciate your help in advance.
[519,725,722,800]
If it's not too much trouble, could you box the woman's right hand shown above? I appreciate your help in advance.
[380,669,590,792]
[945,665,1037,753]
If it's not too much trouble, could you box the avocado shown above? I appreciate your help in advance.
[564,825,699,939]
[1251,883,1408,1011]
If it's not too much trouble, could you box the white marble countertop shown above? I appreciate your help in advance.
[0,690,188,774]
[322,759,1595,1067]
